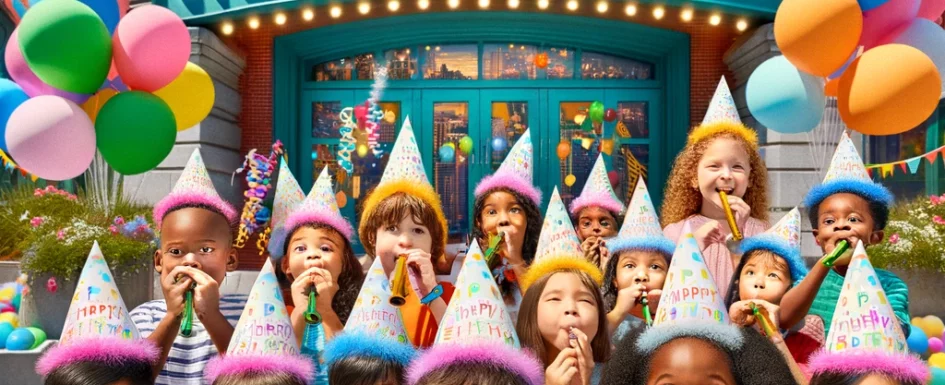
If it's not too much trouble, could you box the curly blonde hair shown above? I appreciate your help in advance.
[660,128,769,227]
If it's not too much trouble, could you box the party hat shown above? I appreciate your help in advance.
[276,166,353,247]
[359,116,447,254]
[569,154,624,216]
[687,77,758,150]
[36,242,158,376]
[474,129,541,206]
[702,76,741,125]
[406,240,543,385]
[738,207,808,283]
[519,188,603,291]
[205,259,313,384]
[608,176,675,257]
[153,148,238,227]
[804,131,893,211]
[324,257,416,368]
[808,241,928,384]
[268,157,306,259]
[653,222,730,326]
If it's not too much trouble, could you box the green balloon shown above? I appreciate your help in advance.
[18,0,112,94]
[26,327,46,349]
[589,101,605,124]
[96,92,177,175]
[459,135,474,154]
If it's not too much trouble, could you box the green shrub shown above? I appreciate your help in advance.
[868,194,945,273]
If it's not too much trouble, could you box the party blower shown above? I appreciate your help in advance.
[176,277,196,337]
[717,189,743,254]
[389,255,409,306]
[483,231,506,268]
[304,285,322,325]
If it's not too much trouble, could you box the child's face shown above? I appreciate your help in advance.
[479,191,528,240]
[576,206,617,241]
[813,193,883,252]
[646,338,736,385]
[536,272,600,353]
[155,208,236,283]
[282,227,345,285]
[737,252,790,305]
[694,137,751,207]
[375,214,433,274]
[613,250,667,294]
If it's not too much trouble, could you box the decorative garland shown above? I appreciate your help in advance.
[233,141,284,253]
[0,149,38,182]
[866,145,944,178]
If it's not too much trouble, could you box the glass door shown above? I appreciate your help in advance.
[547,89,606,209]
[477,89,541,197]
[605,89,662,208]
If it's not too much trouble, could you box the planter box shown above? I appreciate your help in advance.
[0,261,21,283]
[890,268,945,320]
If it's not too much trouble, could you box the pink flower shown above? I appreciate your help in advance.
[56,228,65,241]
[46,277,57,293]
[108,225,119,235]
[30,217,43,228]
[934,215,945,225]
[932,195,942,205]
[114,216,125,226]
[33,188,43,197]
[889,234,900,244]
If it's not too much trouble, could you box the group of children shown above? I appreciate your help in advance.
[33,78,926,385]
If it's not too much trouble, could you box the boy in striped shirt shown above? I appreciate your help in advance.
[131,149,245,385]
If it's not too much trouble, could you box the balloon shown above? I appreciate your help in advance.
[0,287,12,300]
[932,352,945,370]
[607,170,620,188]
[5,96,97,180]
[95,91,176,175]
[438,143,455,163]
[907,324,929,354]
[17,0,112,94]
[859,0,891,11]
[5,328,33,351]
[0,312,16,327]
[925,316,945,337]
[4,29,91,103]
[860,0,920,48]
[589,101,605,124]
[79,0,123,35]
[829,48,861,80]
[357,144,369,157]
[81,88,120,124]
[746,56,826,134]
[556,141,571,159]
[919,0,945,19]
[0,79,29,153]
[774,0,863,76]
[384,110,396,124]
[604,108,617,122]
[837,44,941,136]
[26,327,46,349]
[825,77,840,97]
[932,368,945,385]
[564,174,576,187]
[880,19,945,95]
[113,5,191,92]
[931,337,945,353]
[491,136,508,152]
[535,52,549,69]
[336,191,347,209]
[0,322,12,349]
[459,135,474,154]
[154,62,216,131]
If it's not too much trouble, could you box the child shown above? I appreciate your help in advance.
[807,242,927,385]
[661,77,769,295]
[323,257,417,385]
[37,242,159,385]
[472,129,542,313]
[517,188,609,385]
[570,155,625,268]
[204,260,314,385]
[131,149,245,385]
[358,117,453,348]
[273,166,365,340]
[799,132,909,339]
[601,176,674,342]
[407,240,544,385]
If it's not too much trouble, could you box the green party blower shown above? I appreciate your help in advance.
[641,291,653,326]
[304,286,322,325]
[179,280,196,337]
[484,231,506,268]
[822,240,851,267]
[750,302,778,338]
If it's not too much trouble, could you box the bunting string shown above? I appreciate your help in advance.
[865,145,944,178]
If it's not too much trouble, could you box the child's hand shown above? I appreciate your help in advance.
[724,194,752,232]
[570,328,595,385]
[545,347,579,385]
[170,265,222,321]
[581,237,601,263]
[612,284,645,316]
[161,266,194,317]
[289,265,337,315]
[500,225,526,265]
[598,241,610,269]
[404,249,438,296]
[729,299,781,332]
[694,220,725,250]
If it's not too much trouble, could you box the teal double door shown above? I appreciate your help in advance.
[300,86,661,251]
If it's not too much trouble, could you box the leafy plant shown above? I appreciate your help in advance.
[869,194,945,273]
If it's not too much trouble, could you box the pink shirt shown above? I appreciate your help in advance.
[663,215,768,295]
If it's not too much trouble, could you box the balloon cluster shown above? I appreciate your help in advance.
[438,135,474,164]
[904,315,945,384]
[749,0,944,135]
[0,277,47,351]
[0,2,216,181]
[234,141,284,250]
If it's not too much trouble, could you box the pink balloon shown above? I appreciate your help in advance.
[861,0,921,48]
[4,29,91,104]
[5,96,96,181]
[919,0,945,20]
[931,337,944,353]
[112,5,190,92]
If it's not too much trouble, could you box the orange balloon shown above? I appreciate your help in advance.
[81,88,119,123]
[775,0,863,77]
[824,77,840,97]
[556,141,571,159]
[837,44,941,136]
[535,52,549,69]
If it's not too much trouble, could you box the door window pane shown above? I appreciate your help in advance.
[558,102,600,207]
[546,48,575,79]
[313,53,375,81]
[869,108,944,199]
[581,52,654,80]
[385,48,418,80]
[483,44,538,80]
[490,102,529,171]
[312,102,343,139]
[616,102,649,138]
[423,45,478,80]
[433,103,470,236]
[614,144,649,202]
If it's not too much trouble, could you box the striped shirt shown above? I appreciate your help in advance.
[130,294,248,385]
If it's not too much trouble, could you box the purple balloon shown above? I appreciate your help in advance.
[931,337,944,353]
[4,29,91,104]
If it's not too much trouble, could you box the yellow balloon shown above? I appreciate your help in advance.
[0,312,18,328]
[154,62,215,131]
[384,110,396,124]
[81,88,119,123]
[924,316,945,338]
[931,353,945,370]
[565,174,577,187]
[357,145,369,157]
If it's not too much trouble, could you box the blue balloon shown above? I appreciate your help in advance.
[438,144,455,163]
[930,367,945,385]
[858,0,889,11]
[907,323,929,354]
[491,136,508,152]
[746,56,825,134]
[0,322,13,349]
[6,328,35,351]
[0,79,30,153]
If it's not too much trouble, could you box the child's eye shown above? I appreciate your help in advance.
[412,228,426,235]
[623,263,635,269]
[650,264,663,270]
[547,297,561,302]
[582,221,591,228]
[487,209,497,215]
[849,216,862,223]
[294,245,306,253]
[733,164,745,170]
[745,270,755,276]
[168,248,181,255]
[386,225,398,232]
[200,247,214,253]
[823,218,835,225]
[510,207,522,214]
[320,246,333,253]
[580,298,594,304]
[600,220,611,227]
[768,272,781,279]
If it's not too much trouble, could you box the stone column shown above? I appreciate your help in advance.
[123,27,246,209]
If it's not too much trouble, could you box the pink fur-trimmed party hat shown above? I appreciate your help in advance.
[274,166,353,252]
[152,148,238,228]
[569,154,625,216]
[268,157,306,259]
[474,129,541,206]
[653,221,730,327]
[36,242,158,376]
